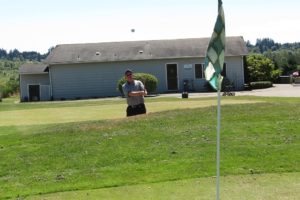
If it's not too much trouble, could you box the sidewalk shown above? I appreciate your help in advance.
[155,84,300,98]
[237,84,300,97]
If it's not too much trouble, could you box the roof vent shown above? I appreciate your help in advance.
[139,50,143,54]
[95,52,101,56]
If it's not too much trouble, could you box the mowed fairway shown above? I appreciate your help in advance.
[0,96,299,199]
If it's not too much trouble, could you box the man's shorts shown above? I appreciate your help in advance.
[126,103,146,117]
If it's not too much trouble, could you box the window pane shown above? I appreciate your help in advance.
[195,64,203,79]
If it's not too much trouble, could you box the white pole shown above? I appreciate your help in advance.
[216,77,222,200]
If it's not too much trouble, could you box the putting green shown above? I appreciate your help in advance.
[27,172,300,200]
[0,99,261,126]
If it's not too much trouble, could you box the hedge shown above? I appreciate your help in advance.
[250,81,273,89]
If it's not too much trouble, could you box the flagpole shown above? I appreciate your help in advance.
[216,79,221,200]
[203,0,225,197]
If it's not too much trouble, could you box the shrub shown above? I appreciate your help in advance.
[221,77,235,91]
[117,73,158,95]
[0,84,11,98]
[271,69,282,83]
[250,81,273,89]
[246,54,276,82]
[0,77,19,98]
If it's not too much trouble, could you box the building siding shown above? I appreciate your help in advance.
[50,60,165,100]
[224,56,245,90]
[20,74,50,101]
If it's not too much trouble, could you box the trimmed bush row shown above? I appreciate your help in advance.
[250,81,273,89]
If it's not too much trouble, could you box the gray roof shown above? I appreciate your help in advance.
[45,36,248,65]
[19,63,48,74]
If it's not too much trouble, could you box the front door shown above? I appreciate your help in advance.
[29,85,40,101]
[166,64,178,90]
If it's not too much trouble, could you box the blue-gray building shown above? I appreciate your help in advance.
[19,36,248,101]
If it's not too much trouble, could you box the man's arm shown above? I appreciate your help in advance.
[128,81,147,96]
[128,90,147,97]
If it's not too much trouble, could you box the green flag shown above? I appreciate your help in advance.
[204,0,225,91]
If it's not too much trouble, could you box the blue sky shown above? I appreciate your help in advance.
[1,0,299,53]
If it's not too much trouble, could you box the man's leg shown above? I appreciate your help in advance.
[126,106,135,117]
[136,103,146,115]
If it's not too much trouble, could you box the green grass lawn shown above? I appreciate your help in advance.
[0,96,299,199]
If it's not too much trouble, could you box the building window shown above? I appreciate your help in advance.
[195,64,204,79]
[221,63,227,77]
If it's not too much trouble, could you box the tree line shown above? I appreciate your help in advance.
[247,38,300,53]
[0,48,51,62]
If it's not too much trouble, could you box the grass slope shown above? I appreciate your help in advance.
[0,96,299,199]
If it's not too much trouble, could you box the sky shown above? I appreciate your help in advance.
[0,0,300,54]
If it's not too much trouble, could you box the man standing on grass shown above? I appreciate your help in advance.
[122,69,147,117]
